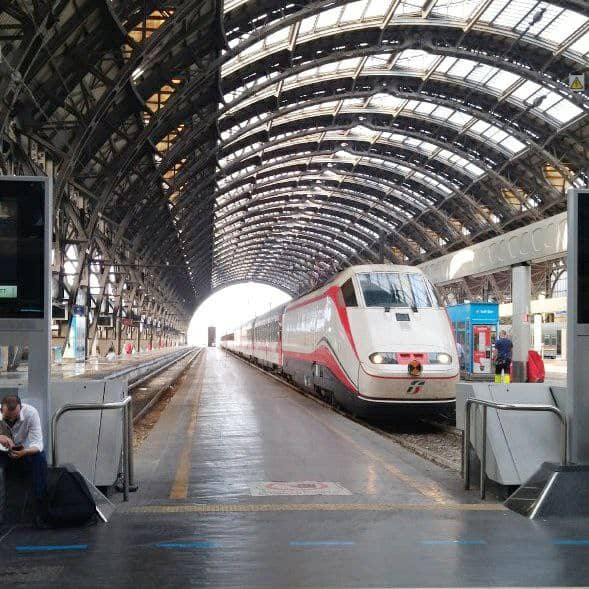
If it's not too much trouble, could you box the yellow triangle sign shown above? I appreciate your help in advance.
[570,76,584,90]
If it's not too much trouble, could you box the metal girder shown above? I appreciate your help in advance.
[93,6,587,224]
[216,128,544,215]
[3,0,588,314]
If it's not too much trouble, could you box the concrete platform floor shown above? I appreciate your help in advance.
[2,348,589,588]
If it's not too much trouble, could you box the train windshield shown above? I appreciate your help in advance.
[357,272,436,308]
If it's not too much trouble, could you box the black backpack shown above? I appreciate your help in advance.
[39,465,97,528]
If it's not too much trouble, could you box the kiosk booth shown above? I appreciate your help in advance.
[446,302,499,379]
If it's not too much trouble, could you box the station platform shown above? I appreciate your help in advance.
[52,347,190,380]
[2,348,589,588]
[0,347,192,390]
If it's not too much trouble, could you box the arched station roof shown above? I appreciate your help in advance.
[2,0,588,314]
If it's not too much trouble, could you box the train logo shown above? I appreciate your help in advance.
[407,359,423,377]
[406,380,426,395]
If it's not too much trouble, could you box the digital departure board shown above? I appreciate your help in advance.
[578,193,589,324]
[0,179,45,318]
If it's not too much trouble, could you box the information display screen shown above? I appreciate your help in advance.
[0,180,45,318]
[578,192,589,324]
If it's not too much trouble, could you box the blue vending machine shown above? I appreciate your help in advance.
[446,302,499,379]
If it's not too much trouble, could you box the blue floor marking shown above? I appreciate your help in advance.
[16,544,88,552]
[157,541,222,549]
[421,540,486,545]
[553,540,589,545]
[289,541,355,547]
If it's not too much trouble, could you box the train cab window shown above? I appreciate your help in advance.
[357,272,411,308]
[341,279,358,307]
[407,274,433,308]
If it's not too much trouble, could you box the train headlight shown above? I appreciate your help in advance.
[428,352,452,364]
[369,352,398,364]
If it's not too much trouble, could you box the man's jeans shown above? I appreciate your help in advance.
[0,451,48,498]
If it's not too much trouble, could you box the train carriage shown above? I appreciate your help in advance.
[222,264,458,414]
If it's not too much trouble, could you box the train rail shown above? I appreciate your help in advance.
[129,348,202,422]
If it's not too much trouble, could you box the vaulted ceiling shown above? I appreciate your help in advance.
[2,0,588,316]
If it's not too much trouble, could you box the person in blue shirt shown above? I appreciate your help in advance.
[493,330,513,384]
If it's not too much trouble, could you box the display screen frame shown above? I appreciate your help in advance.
[0,178,47,319]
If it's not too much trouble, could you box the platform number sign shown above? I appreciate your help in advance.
[406,380,426,395]
[569,74,585,92]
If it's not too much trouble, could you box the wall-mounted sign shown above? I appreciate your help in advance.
[569,74,585,92]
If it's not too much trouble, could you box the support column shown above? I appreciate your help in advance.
[533,314,543,353]
[511,263,531,383]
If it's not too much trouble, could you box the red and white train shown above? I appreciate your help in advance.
[221,264,458,414]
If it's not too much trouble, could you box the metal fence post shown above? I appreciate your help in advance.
[464,400,471,490]
[127,400,136,491]
[480,405,487,500]
[122,403,129,502]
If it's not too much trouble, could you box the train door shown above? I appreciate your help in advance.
[472,325,494,374]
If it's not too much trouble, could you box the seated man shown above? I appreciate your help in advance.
[0,395,48,501]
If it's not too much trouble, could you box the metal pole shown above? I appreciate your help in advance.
[127,399,136,491]
[86,260,91,361]
[480,405,487,500]
[464,400,471,489]
[122,403,129,502]
[560,417,568,466]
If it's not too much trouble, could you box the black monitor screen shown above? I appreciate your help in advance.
[0,180,45,318]
[578,192,589,324]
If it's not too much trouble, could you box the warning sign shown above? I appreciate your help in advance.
[569,74,585,92]
[250,481,352,496]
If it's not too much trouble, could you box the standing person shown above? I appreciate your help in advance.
[0,395,48,504]
[456,341,465,371]
[106,343,116,360]
[493,330,513,384]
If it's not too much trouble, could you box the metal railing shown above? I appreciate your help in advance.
[463,398,567,499]
[51,396,135,501]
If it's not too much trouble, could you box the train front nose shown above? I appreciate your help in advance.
[358,352,458,402]
[358,349,458,401]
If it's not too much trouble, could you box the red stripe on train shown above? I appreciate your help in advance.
[283,347,358,393]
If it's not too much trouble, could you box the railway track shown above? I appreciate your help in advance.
[129,348,202,422]
[227,350,463,473]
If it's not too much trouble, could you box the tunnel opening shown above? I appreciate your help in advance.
[187,282,291,347]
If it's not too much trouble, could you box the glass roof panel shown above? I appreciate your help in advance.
[570,31,589,56]
[537,8,588,45]
[392,1,423,16]
[222,46,585,128]
[340,1,367,24]
[431,0,482,19]
[224,0,589,83]
[221,126,488,178]
[364,0,390,19]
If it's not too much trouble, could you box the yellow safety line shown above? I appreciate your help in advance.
[122,502,506,514]
[169,360,204,500]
